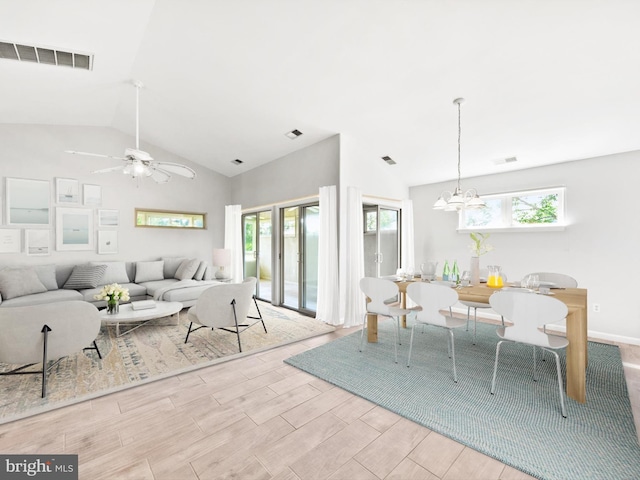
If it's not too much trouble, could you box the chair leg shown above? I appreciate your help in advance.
[449,329,457,383]
[533,345,538,381]
[185,322,195,344]
[550,349,567,418]
[473,307,478,345]
[406,325,416,367]
[231,299,242,352]
[93,341,102,359]
[253,296,268,333]
[41,324,51,398]
[393,318,399,364]
[490,340,504,394]
[465,306,471,331]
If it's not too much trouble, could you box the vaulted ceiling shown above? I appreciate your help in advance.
[2,0,639,186]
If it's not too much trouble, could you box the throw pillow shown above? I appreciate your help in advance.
[34,264,58,291]
[174,258,200,280]
[90,261,129,285]
[135,260,165,283]
[0,268,48,300]
[162,257,186,279]
[193,261,207,280]
[63,264,108,290]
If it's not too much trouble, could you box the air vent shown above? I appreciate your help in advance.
[0,41,93,70]
[285,129,303,139]
[493,156,518,165]
[232,159,244,165]
[382,156,396,165]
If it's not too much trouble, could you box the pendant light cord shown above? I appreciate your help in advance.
[457,100,462,192]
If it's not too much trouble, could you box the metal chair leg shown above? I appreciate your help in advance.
[533,345,538,381]
[449,329,457,383]
[550,349,567,418]
[490,341,504,394]
[473,307,478,345]
[392,318,399,363]
[406,325,416,367]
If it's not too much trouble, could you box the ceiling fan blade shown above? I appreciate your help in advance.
[65,150,126,161]
[153,162,196,179]
[93,165,126,174]
[149,168,171,184]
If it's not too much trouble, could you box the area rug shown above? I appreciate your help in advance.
[285,321,640,480]
[0,302,334,424]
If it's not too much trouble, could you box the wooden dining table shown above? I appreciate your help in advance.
[366,281,589,403]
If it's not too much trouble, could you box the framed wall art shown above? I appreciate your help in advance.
[83,184,102,207]
[26,229,50,256]
[98,209,119,227]
[56,207,94,251]
[98,230,118,254]
[0,229,21,254]
[6,177,50,225]
[56,178,80,204]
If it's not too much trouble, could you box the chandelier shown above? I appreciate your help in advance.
[433,98,486,211]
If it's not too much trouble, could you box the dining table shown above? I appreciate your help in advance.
[366,280,589,403]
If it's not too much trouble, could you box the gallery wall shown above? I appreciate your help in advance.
[410,149,640,343]
[0,125,230,268]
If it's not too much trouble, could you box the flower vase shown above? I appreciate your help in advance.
[107,299,119,315]
[470,256,480,285]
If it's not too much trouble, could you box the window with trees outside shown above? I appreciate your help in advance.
[458,187,565,232]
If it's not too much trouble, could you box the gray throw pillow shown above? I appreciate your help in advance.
[135,260,165,283]
[91,261,129,285]
[174,258,200,280]
[193,261,207,280]
[0,268,48,300]
[63,264,108,290]
[162,257,186,279]
[34,264,58,291]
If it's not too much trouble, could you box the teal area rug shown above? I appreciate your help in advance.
[285,321,640,480]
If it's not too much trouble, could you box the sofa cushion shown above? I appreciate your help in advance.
[79,283,147,303]
[174,258,199,280]
[162,283,222,303]
[0,288,83,307]
[0,268,48,300]
[193,261,207,280]
[135,260,165,283]
[138,279,179,296]
[162,257,186,279]
[90,261,129,285]
[63,264,108,290]
[34,264,58,291]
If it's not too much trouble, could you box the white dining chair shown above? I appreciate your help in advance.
[489,290,569,417]
[461,268,507,344]
[359,277,416,363]
[405,282,465,382]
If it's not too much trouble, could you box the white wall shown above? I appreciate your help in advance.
[410,150,640,343]
[0,125,230,268]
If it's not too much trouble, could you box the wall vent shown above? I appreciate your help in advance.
[284,129,303,139]
[382,155,396,165]
[232,159,244,165]
[0,41,93,70]
[493,156,518,165]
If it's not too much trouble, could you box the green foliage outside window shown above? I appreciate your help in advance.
[513,194,558,224]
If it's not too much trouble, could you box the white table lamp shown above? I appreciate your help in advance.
[212,248,231,280]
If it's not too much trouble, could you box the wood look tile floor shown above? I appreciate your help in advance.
[1,323,638,480]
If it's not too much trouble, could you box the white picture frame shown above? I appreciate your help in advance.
[83,184,102,207]
[56,207,94,251]
[0,229,21,254]
[98,230,118,254]
[6,178,50,226]
[56,178,80,204]
[25,229,50,256]
[98,209,119,227]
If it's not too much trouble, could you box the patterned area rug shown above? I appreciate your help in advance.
[0,302,334,424]
[286,321,640,480]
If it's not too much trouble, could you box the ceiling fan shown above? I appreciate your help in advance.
[65,80,196,184]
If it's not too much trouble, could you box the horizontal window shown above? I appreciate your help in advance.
[458,187,565,232]
[135,208,206,229]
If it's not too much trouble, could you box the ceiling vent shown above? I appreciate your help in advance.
[493,156,518,165]
[382,156,396,165]
[285,129,303,139]
[0,41,93,70]
[231,159,244,165]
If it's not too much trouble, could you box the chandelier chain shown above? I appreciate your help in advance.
[457,100,461,192]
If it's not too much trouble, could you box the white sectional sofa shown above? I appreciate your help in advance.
[0,257,223,309]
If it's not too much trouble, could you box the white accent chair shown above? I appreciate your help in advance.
[461,268,507,344]
[523,272,578,288]
[184,277,266,352]
[358,277,415,364]
[489,290,569,417]
[0,301,102,398]
[406,282,465,382]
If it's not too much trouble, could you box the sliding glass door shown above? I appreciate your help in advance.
[242,210,272,301]
[363,206,400,277]
[281,204,319,314]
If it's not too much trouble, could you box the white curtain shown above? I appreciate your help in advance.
[343,187,365,328]
[316,186,340,324]
[401,199,415,274]
[224,204,243,283]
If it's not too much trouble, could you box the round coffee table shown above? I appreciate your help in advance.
[100,301,183,337]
